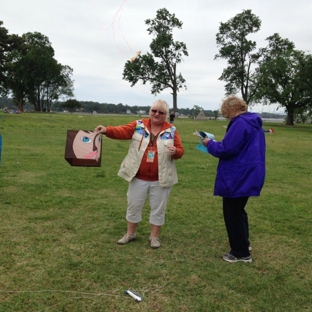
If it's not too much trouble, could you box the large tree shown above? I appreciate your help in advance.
[122,8,188,111]
[22,32,59,111]
[6,31,74,111]
[215,10,264,104]
[254,34,312,126]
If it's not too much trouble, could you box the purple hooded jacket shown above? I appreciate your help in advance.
[207,112,266,198]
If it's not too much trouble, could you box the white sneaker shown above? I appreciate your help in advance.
[150,236,160,248]
[117,234,136,245]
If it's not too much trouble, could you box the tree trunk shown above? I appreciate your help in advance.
[172,64,178,111]
[46,87,51,112]
[17,97,24,111]
[34,85,41,111]
[286,110,294,126]
[172,91,177,112]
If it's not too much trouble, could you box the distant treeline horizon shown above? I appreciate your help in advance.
[0,97,286,118]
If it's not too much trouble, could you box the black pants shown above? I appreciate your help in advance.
[223,197,250,258]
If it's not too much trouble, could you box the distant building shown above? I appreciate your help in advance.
[137,110,146,115]
[196,109,207,120]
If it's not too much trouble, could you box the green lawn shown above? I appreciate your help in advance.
[0,112,311,311]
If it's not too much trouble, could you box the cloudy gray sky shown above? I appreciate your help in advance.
[2,0,312,112]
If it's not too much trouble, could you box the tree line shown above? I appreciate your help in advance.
[1,96,287,120]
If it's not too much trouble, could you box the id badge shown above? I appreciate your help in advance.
[146,150,155,163]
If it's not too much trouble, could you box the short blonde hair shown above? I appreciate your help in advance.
[150,99,169,119]
[220,95,247,118]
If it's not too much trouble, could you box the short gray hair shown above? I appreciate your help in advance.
[220,95,247,118]
[150,99,169,118]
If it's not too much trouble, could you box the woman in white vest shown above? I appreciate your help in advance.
[95,100,184,248]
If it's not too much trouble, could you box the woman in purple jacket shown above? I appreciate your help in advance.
[202,95,266,263]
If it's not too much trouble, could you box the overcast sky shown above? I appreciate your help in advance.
[2,0,312,112]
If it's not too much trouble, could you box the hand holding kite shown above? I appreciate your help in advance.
[193,130,215,153]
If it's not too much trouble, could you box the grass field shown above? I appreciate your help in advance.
[0,112,311,312]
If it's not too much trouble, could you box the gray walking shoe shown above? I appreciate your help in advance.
[150,236,160,248]
[117,234,136,245]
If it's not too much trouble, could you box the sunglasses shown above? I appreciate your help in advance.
[151,109,166,116]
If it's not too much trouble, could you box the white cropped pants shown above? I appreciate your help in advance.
[126,178,171,226]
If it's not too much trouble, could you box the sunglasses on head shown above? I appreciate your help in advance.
[151,109,166,115]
